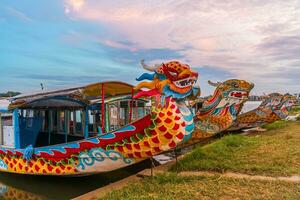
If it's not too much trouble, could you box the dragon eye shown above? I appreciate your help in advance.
[231,82,239,88]
[169,71,177,76]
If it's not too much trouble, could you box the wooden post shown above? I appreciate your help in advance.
[56,109,60,132]
[0,113,2,145]
[84,108,89,139]
[174,148,178,173]
[73,110,76,135]
[93,112,97,133]
[101,83,105,133]
[13,109,20,148]
[150,157,155,177]
[129,89,134,123]
[48,110,52,145]
[65,110,70,143]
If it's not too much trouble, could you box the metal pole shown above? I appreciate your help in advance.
[150,157,155,177]
[174,148,178,173]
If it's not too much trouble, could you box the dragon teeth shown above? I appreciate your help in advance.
[174,78,196,88]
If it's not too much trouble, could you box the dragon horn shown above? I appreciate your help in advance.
[208,80,221,87]
[140,59,162,72]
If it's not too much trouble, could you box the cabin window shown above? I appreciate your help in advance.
[108,103,119,131]
[88,110,101,133]
[52,110,58,132]
[70,111,74,134]
[43,110,49,132]
[102,99,151,132]
[88,110,94,133]
[59,111,65,133]
[75,110,83,135]
[0,113,14,147]
[26,110,34,128]
[119,101,129,127]
[2,115,12,126]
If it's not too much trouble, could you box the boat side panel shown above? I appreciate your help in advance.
[0,115,151,175]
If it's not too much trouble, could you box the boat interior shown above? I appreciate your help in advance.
[0,82,151,149]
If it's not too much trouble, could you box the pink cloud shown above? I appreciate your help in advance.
[64,0,300,94]
[101,40,137,52]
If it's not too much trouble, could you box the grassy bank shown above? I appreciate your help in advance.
[101,174,300,200]
[290,104,300,115]
[170,121,300,176]
[100,118,300,199]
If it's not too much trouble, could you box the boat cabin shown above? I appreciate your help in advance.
[0,82,150,149]
[0,99,13,147]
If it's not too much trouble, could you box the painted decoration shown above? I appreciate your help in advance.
[0,60,199,176]
[186,79,254,144]
[229,93,297,131]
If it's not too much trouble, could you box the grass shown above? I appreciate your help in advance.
[262,105,300,130]
[100,173,300,200]
[170,121,300,176]
[262,120,290,130]
[100,118,300,200]
[290,104,300,115]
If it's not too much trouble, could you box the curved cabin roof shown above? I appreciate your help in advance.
[8,81,135,110]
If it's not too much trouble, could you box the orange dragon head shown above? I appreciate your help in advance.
[134,60,200,99]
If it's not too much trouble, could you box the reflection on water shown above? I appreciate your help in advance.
[0,182,43,200]
[0,159,150,200]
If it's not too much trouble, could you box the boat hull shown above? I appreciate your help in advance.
[0,116,151,176]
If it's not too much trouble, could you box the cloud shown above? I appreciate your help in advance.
[3,6,33,22]
[101,40,137,52]
[63,1,300,94]
[256,35,300,61]
[2,1,299,94]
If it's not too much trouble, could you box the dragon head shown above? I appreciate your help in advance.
[259,93,284,110]
[204,79,254,110]
[279,94,297,112]
[134,60,199,99]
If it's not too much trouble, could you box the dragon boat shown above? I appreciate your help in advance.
[228,93,297,131]
[184,79,253,144]
[0,61,199,176]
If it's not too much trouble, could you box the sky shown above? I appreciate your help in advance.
[0,0,299,96]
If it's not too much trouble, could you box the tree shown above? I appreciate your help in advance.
[0,91,21,97]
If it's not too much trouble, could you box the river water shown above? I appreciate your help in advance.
[0,160,150,200]
[240,101,261,113]
[0,101,262,200]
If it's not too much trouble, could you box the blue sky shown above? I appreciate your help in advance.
[0,0,299,96]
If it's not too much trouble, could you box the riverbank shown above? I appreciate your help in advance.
[95,119,300,200]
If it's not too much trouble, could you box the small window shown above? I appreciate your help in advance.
[75,110,83,135]
[59,111,65,133]
[26,110,34,128]
[2,115,13,126]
